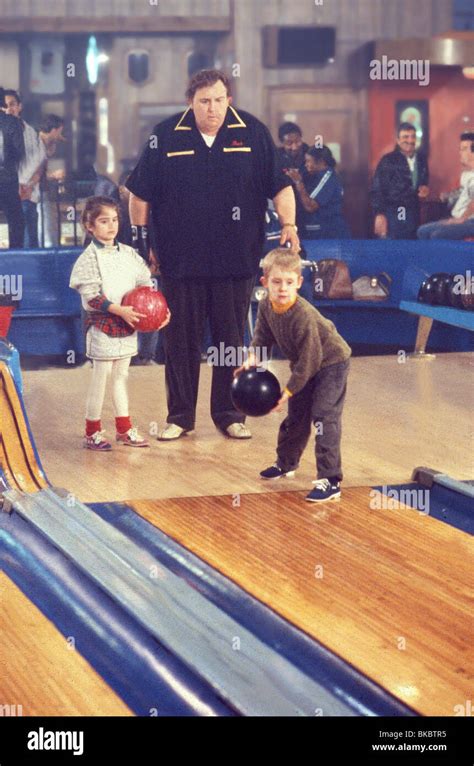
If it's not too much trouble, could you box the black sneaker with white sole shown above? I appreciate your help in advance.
[305,478,341,502]
[260,463,296,480]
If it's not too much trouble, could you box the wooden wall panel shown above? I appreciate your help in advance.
[0,0,230,17]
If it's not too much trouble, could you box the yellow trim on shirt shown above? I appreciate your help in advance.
[283,387,293,397]
[166,150,195,157]
[223,147,252,153]
[174,107,193,131]
[227,105,247,128]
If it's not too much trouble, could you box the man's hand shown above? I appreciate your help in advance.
[374,214,387,238]
[49,168,65,181]
[234,353,257,378]
[280,224,300,252]
[271,390,290,413]
[19,183,32,201]
[418,185,429,199]
[158,308,171,330]
[284,168,303,184]
[148,248,160,275]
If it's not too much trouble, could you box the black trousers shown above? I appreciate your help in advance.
[161,275,255,431]
[0,183,24,249]
[386,204,419,240]
[276,360,350,481]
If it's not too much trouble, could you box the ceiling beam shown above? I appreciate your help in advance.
[0,16,230,34]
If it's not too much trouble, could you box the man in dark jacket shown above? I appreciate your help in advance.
[276,122,310,232]
[371,122,429,239]
[127,69,298,440]
[0,87,25,248]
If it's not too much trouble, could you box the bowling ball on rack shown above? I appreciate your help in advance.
[418,278,436,305]
[231,367,281,417]
[448,276,464,308]
[429,273,452,306]
[121,287,168,332]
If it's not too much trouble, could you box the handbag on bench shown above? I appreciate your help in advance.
[352,272,392,301]
[312,259,353,300]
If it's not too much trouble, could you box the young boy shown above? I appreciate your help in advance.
[239,248,351,502]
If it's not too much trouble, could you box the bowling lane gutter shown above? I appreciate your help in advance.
[372,483,474,535]
[0,505,233,716]
[88,499,417,717]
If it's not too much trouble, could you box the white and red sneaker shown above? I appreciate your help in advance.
[84,431,112,451]
[116,427,149,448]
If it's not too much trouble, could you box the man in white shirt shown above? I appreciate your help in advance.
[417,132,474,240]
[4,90,46,247]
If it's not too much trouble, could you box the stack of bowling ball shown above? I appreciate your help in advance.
[417,273,473,311]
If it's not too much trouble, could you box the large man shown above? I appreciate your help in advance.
[127,69,298,440]
[4,89,46,248]
[0,87,25,249]
[417,132,474,240]
[371,122,429,239]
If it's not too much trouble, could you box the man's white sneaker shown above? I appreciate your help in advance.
[156,424,192,441]
[225,423,252,439]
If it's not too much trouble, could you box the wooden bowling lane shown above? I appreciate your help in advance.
[0,362,47,494]
[130,487,473,717]
[0,571,132,716]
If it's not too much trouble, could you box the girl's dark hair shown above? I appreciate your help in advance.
[306,145,336,168]
[81,196,121,231]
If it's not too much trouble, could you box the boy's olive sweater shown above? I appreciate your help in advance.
[251,295,351,395]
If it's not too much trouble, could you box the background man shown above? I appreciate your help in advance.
[4,89,46,248]
[276,121,309,232]
[417,131,474,240]
[0,87,25,249]
[371,122,429,239]
[37,114,65,247]
[127,69,298,441]
[276,121,309,174]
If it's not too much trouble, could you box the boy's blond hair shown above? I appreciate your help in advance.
[261,248,303,278]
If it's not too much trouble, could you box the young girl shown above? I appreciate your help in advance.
[70,195,169,450]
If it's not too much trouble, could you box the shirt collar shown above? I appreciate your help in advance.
[92,236,120,250]
[270,296,298,314]
[173,105,247,133]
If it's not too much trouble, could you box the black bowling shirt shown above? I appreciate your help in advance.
[126,106,290,280]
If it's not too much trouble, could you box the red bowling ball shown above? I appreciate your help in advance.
[121,287,168,332]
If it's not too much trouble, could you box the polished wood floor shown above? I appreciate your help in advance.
[131,487,474,717]
[0,572,132,716]
[23,353,474,503]
[1,353,472,717]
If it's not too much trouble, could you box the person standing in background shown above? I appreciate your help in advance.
[276,122,309,232]
[38,114,65,247]
[371,123,429,239]
[0,86,25,249]
[4,89,46,248]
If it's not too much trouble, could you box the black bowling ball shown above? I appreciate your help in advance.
[429,273,452,305]
[418,278,436,304]
[448,276,464,308]
[231,367,281,417]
